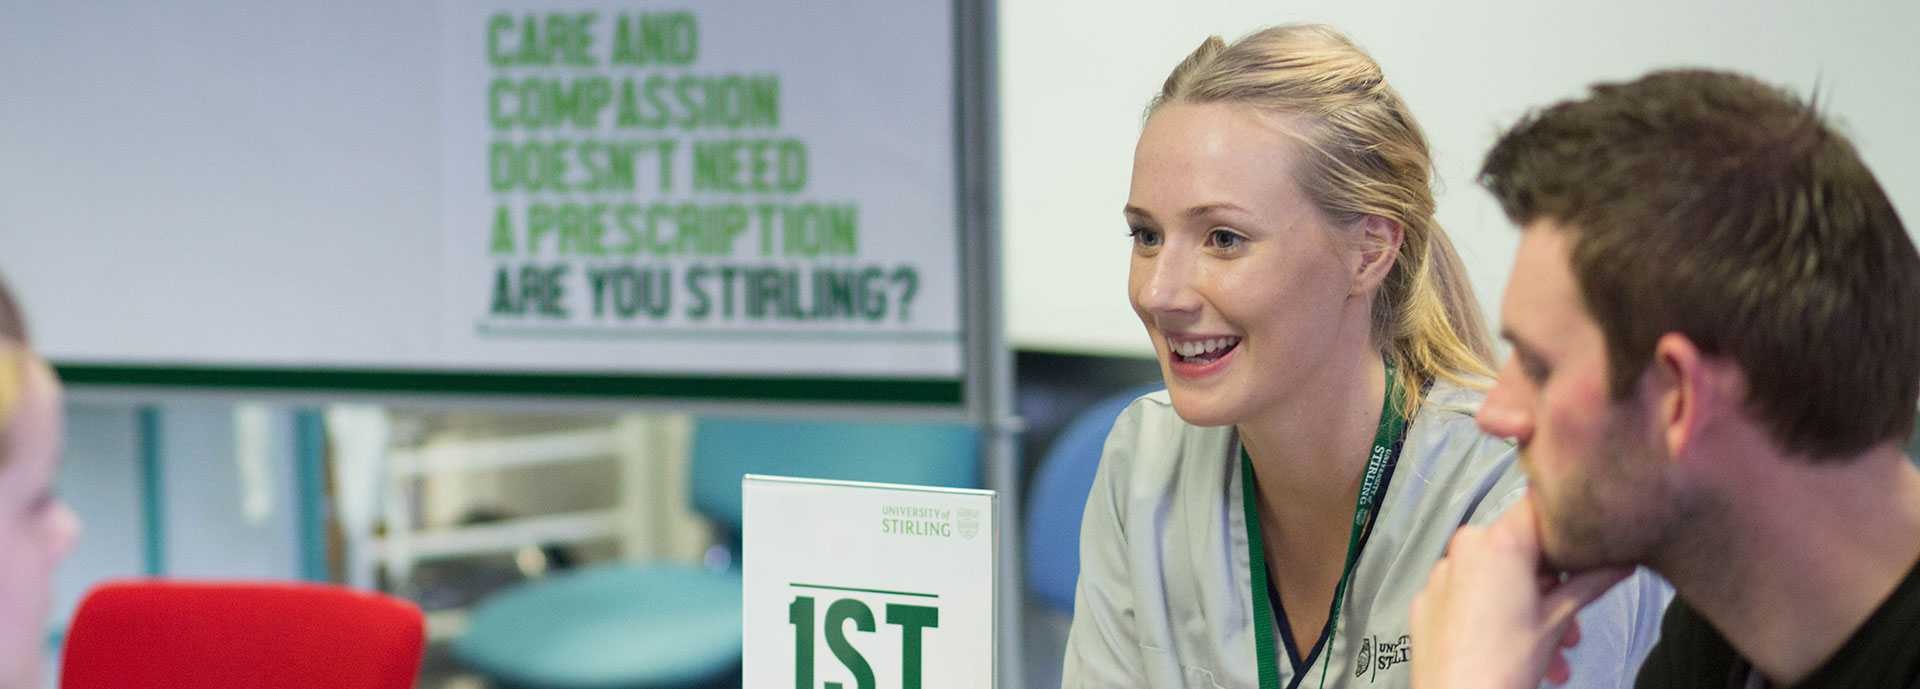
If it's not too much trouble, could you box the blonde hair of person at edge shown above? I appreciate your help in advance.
[1061,24,1671,689]
[0,273,82,689]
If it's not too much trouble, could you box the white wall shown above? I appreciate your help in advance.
[1001,1,1920,356]
[51,404,305,629]
[51,406,146,625]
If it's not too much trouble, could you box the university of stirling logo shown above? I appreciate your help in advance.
[1354,634,1410,682]
[955,508,980,540]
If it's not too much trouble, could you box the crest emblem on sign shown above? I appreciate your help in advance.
[956,508,980,540]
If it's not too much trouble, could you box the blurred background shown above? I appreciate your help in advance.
[3,1,1916,687]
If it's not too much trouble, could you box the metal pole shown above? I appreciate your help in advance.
[955,0,1021,686]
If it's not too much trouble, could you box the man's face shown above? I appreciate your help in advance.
[1477,222,1676,571]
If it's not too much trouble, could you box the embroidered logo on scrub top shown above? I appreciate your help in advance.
[1355,634,1411,682]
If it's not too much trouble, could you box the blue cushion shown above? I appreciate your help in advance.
[1024,385,1162,612]
[454,563,742,689]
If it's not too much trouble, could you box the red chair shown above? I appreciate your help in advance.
[60,579,425,689]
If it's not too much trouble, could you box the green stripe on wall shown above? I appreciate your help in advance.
[56,365,964,405]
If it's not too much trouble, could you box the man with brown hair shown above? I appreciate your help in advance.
[1410,70,1920,688]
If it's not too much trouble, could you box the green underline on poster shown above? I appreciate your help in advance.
[790,583,939,599]
[52,365,964,404]
[475,322,961,343]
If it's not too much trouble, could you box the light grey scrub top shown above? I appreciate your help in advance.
[1062,382,1672,689]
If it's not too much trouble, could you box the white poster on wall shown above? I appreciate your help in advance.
[743,475,996,688]
[439,1,962,379]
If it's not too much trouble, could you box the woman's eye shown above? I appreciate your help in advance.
[1206,228,1243,250]
[1129,227,1162,248]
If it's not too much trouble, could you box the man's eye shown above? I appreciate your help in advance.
[1520,357,1549,383]
[1129,227,1162,248]
[1206,228,1243,249]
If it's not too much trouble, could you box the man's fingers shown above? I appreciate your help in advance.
[1488,493,1544,555]
[1412,557,1446,621]
[1542,566,1633,627]
[1444,525,1484,557]
[1427,557,1452,588]
[1544,651,1571,685]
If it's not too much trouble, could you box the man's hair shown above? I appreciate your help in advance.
[1481,69,1920,460]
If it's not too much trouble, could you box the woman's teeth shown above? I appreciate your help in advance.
[1172,337,1240,361]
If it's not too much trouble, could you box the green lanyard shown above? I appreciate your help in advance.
[1241,362,1407,689]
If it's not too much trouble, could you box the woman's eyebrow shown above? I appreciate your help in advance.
[1124,202,1251,219]
[1183,202,1249,218]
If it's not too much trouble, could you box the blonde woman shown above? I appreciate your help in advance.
[0,275,81,689]
[1063,25,1669,688]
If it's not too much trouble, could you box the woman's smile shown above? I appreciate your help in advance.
[1164,333,1242,377]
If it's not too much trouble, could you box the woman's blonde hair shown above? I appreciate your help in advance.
[1149,24,1496,414]
[0,272,31,467]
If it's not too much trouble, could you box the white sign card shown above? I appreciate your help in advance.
[440,0,962,379]
[743,475,996,688]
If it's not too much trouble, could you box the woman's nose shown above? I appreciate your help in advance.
[1132,251,1202,316]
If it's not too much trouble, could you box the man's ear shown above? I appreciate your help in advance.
[1351,214,1403,296]
[1647,332,1738,460]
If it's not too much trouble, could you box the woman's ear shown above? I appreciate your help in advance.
[1351,215,1403,296]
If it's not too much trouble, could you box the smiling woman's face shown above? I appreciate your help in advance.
[1126,102,1370,428]
[0,353,79,689]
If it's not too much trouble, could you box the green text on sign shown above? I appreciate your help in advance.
[789,595,939,689]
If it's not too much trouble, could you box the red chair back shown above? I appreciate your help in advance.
[60,579,425,689]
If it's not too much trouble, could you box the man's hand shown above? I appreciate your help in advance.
[1409,498,1630,689]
